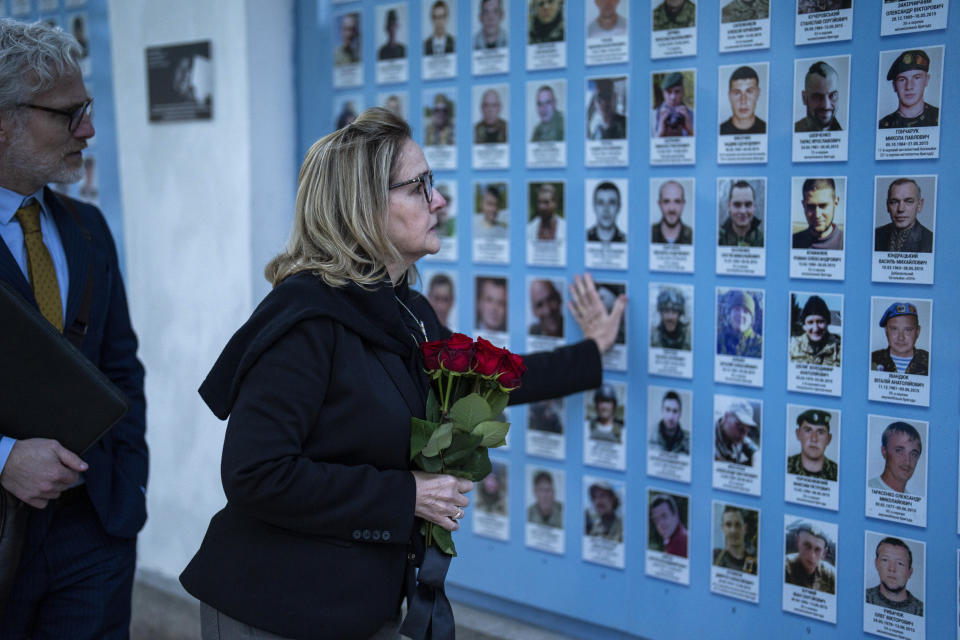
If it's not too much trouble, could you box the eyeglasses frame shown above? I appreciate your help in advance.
[17,98,93,133]
[389,170,434,205]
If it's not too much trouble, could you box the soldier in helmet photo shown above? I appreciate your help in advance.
[588,384,623,443]
[651,287,691,351]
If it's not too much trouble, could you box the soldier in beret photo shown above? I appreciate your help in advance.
[787,409,837,481]
[871,302,928,375]
[879,49,939,129]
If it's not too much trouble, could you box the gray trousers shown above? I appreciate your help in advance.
[200,602,403,640]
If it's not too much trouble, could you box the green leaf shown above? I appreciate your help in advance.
[426,388,441,423]
[430,524,457,556]
[442,431,483,466]
[452,448,492,482]
[409,417,435,460]
[414,453,443,473]
[471,420,509,448]
[421,422,453,458]
[449,393,491,431]
[487,390,509,417]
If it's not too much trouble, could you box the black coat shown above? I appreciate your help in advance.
[180,272,600,639]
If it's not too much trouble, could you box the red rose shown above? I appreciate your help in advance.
[439,333,474,373]
[472,337,506,377]
[496,352,526,390]
[420,340,444,371]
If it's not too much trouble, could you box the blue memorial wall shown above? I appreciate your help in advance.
[301,1,959,638]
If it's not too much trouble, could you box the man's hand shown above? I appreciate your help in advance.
[568,273,627,354]
[0,438,87,508]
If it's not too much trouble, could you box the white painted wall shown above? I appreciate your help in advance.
[108,0,295,583]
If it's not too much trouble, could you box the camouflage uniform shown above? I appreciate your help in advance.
[789,333,841,367]
[785,555,836,594]
[722,0,768,23]
[879,103,939,129]
[718,216,763,247]
[651,323,691,351]
[870,348,929,375]
[650,421,691,455]
[531,110,564,142]
[653,0,696,30]
[786,453,838,481]
[474,119,507,144]
[425,123,454,146]
[865,587,923,616]
[717,327,762,358]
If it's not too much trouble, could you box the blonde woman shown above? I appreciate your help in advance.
[180,108,624,639]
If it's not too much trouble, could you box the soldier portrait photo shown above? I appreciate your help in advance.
[870,301,929,376]
[714,397,760,467]
[868,420,924,495]
[719,65,766,135]
[648,493,688,558]
[651,179,693,245]
[649,390,690,455]
[864,535,924,616]
[792,178,844,251]
[722,0,769,23]
[527,469,563,528]
[712,504,758,574]
[784,520,836,594]
[424,92,455,146]
[527,182,565,242]
[376,7,407,61]
[586,181,626,244]
[584,481,623,542]
[874,177,934,253]
[652,71,694,138]
[587,77,627,140]
[653,0,696,31]
[473,182,508,239]
[587,384,624,443]
[878,49,940,129]
[528,0,564,44]
[476,462,507,515]
[717,179,764,247]
[787,409,838,481]
[587,0,628,38]
[798,0,851,14]
[529,82,565,142]
[423,0,455,55]
[789,294,841,367]
[334,12,361,66]
[474,86,508,144]
[716,289,763,358]
[794,60,845,132]
[651,286,691,351]
[473,0,508,49]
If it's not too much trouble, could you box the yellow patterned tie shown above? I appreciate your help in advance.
[15,201,63,332]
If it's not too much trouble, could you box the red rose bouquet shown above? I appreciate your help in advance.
[411,334,525,555]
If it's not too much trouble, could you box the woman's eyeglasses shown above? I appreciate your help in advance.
[389,170,434,204]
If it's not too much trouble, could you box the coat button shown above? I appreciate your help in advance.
[372,530,381,541]
[382,531,391,542]
[362,529,371,540]
[407,552,416,561]
[352,530,361,540]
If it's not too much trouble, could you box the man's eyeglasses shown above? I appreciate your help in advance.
[18,98,93,133]
[390,170,434,204]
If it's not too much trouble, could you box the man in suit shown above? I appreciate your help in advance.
[0,19,147,638]
[875,178,933,253]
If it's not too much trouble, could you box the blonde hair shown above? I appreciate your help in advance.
[265,107,413,288]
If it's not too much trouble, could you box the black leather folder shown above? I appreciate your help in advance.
[0,281,128,455]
